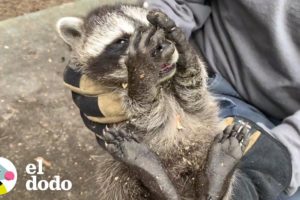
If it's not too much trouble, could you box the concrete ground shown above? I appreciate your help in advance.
[0,0,73,21]
[0,0,132,199]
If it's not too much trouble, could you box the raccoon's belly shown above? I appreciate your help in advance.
[160,143,210,199]
[170,168,200,199]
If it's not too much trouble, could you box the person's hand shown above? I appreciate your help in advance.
[204,116,292,200]
[63,64,113,148]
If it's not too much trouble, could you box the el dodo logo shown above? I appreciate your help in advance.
[26,158,72,191]
[0,157,17,195]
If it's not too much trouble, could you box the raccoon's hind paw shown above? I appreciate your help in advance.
[102,128,179,200]
[102,127,135,159]
[102,127,156,167]
[214,124,246,161]
[204,124,247,200]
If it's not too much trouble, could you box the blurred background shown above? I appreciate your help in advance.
[0,0,72,21]
[0,0,133,199]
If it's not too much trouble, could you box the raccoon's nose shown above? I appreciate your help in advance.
[157,40,175,60]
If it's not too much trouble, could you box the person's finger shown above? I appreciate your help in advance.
[72,92,103,117]
[80,111,106,135]
[63,64,82,88]
[221,125,234,143]
[237,125,249,143]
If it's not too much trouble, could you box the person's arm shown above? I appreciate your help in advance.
[270,111,300,196]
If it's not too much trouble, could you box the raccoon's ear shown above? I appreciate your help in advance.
[56,17,84,47]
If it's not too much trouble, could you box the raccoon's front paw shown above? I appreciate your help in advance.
[126,26,176,82]
[147,10,188,52]
[147,10,195,69]
[205,124,248,200]
[102,127,158,168]
[147,10,176,33]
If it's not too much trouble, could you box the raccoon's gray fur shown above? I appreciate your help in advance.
[57,4,221,200]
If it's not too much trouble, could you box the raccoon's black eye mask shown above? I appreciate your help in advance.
[108,35,130,54]
[105,39,129,55]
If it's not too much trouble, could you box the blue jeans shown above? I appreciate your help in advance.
[208,74,300,200]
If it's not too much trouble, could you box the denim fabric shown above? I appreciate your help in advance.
[208,74,300,200]
[278,190,300,200]
[208,74,276,129]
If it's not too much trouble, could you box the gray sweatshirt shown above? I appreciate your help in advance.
[144,0,300,195]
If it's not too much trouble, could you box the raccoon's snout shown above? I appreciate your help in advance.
[158,40,173,53]
[158,40,178,83]
[156,40,177,63]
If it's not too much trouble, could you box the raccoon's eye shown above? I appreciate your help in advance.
[115,38,129,45]
[107,36,130,54]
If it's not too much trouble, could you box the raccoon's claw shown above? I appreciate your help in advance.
[221,123,250,144]
[103,128,136,144]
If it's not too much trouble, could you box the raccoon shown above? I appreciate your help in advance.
[57,4,223,200]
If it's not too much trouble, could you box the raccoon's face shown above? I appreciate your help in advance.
[56,5,178,87]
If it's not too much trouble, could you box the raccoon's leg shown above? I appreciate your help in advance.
[199,124,246,200]
[147,11,209,113]
[124,25,176,130]
[95,155,149,200]
[102,127,180,200]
